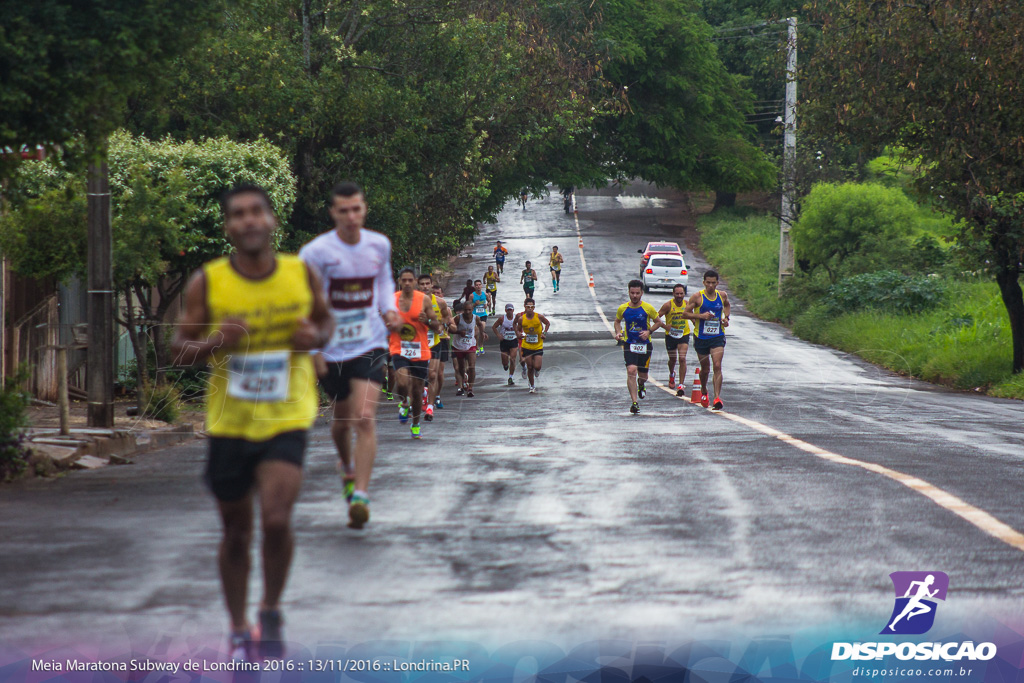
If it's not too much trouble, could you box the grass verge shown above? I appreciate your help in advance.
[696,207,1024,399]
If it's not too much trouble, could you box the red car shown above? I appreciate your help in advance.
[638,241,684,269]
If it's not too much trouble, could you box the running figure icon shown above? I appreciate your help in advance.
[888,574,938,631]
[881,571,948,635]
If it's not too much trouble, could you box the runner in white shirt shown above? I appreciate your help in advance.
[450,301,486,397]
[298,181,400,530]
[491,303,520,386]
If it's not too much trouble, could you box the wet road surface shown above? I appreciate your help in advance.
[2,184,1023,654]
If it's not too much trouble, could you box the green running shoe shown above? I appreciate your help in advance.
[411,424,421,439]
[398,404,410,423]
[342,477,355,503]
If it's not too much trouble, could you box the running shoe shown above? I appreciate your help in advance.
[342,476,355,503]
[507,377,515,386]
[229,629,254,662]
[630,402,639,415]
[435,397,444,409]
[398,404,410,423]
[424,404,434,422]
[466,389,475,397]
[411,424,421,438]
[668,373,676,390]
[676,387,684,397]
[479,347,485,356]
[700,393,710,408]
[456,387,465,396]
[348,493,370,529]
[637,385,646,399]
[528,386,536,394]
[521,364,527,379]
[384,391,394,401]
[257,609,284,659]
[711,398,724,412]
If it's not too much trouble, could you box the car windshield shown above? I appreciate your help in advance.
[649,244,679,252]
[650,257,682,267]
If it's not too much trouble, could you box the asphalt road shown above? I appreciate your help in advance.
[2,184,1023,658]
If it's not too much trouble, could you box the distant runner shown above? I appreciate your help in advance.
[451,301,486,397]
[521,261,538,299]
[614,279,666,415]
[390,269,439,438]
[471,279,489,355]
[493,241,508,275]
[172,183,333,661]
[419,275,451,418]
[492,303,520,386]
[484,265,500,314]
[549,246,564,293]
[656,284,693,395]
[516,298,550,394]
[686,269,730,411]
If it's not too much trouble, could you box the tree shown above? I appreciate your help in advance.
[806,0,1024,372]
[0,132,297,391]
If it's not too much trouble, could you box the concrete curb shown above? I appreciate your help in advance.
[24,425,195,475]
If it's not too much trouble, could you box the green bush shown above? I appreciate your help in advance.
[0,371,32,482]
[141,383,181,424]
[792,182,918,281]
[823,270,948,316]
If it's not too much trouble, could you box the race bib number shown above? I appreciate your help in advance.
[669,327,686,339]
[400,341,422,359]
[227,351,290,402]
[503,329,518,341]
[331,309,371,346]
[427,330,436,347]
[526,334,539,344]
[629,343,648,354]
[474,304,487,315]
[703,319,722,335]
[487,285,496,292]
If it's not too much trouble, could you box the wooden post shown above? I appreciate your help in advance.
[57,346,69,436]
[87,146,115,427]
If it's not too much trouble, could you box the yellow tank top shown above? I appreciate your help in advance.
[549,252,561,269]
[521,313,544,350]
[429,294,449,342]
[666,299,694,336]
[204,255,317,441]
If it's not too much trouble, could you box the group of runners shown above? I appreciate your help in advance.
[171,179,731,661]
[613,272,729,415]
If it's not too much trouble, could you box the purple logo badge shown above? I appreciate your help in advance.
[881,571,949,635]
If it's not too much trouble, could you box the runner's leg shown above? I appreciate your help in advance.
[698,352,711,395]
[255,459,302,611]
[626,364,639,403]
[345,378,380,494]
[217,495,254,631]
[710,345,725,399]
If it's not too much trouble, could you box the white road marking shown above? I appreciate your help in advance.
[573,204,1024,553]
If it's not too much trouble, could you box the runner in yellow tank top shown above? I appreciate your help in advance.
[172,184,333,661]
[549,246,564,293]
[656,284,695,396]
[515,297,550,393]
[418,274,451,420]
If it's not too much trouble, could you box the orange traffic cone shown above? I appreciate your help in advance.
[588,274,595,288]
[689,368,702,404]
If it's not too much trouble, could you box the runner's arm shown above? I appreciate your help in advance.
[171,270,244,365]
[614,304,626,340]
[423,294,440,331]
[477,317,488,340]
[291,266,334,351]
[721,292,731,327]
[491,318,502,336]
[375,241,400,330]
[539,314,551,336]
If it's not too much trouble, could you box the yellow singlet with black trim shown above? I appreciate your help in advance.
[520,313,544,350]
[429,293,449,343]
[667,299,694,337]
[204,255,317,441]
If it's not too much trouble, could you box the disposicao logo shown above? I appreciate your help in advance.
[831,572,997,662]
[881,571,948,635]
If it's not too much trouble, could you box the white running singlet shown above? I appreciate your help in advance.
[499,315,517,341]
[299,228,397,362]
[452,315,478,352]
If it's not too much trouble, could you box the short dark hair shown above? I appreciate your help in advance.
[524,297,535,305]
[704,269,719,281]
[331,181,364,202]
[474,279,482,284]
[398,267,416,279]
[525,261,532,266]
[628,279,643,290]
[465,279,472,286]
[673,283,687,293]
[221,184,272,215]
[418,273,433,282]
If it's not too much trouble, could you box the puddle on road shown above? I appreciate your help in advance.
[614,195,670,209]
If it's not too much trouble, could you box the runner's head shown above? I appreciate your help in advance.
[505,303,515,317]
[459,301,475,319]
[628,279,643,305]
[433,284,444,298]
[221,184,276,257]
[524,298,536,314]
[552,246,558,253]
[703,270,719,294]
[329,181,367,232]
[465,279,472,288]
[525,261,532,269]
[398,268,417,294]
[487,265,494,274]
[673,283,687,304]
[418,273,433,293]
[474,279,483,293]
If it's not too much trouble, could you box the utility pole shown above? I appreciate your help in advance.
[87,146,114,427]
[778,16,797,293]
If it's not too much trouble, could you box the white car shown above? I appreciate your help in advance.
[642,254,689,293]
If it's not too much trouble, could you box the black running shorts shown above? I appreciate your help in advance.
[665,334,691,351]
[205,430,306,502]
[391,355,430,382]
[319,349,388,401]
[693,336,726,356]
